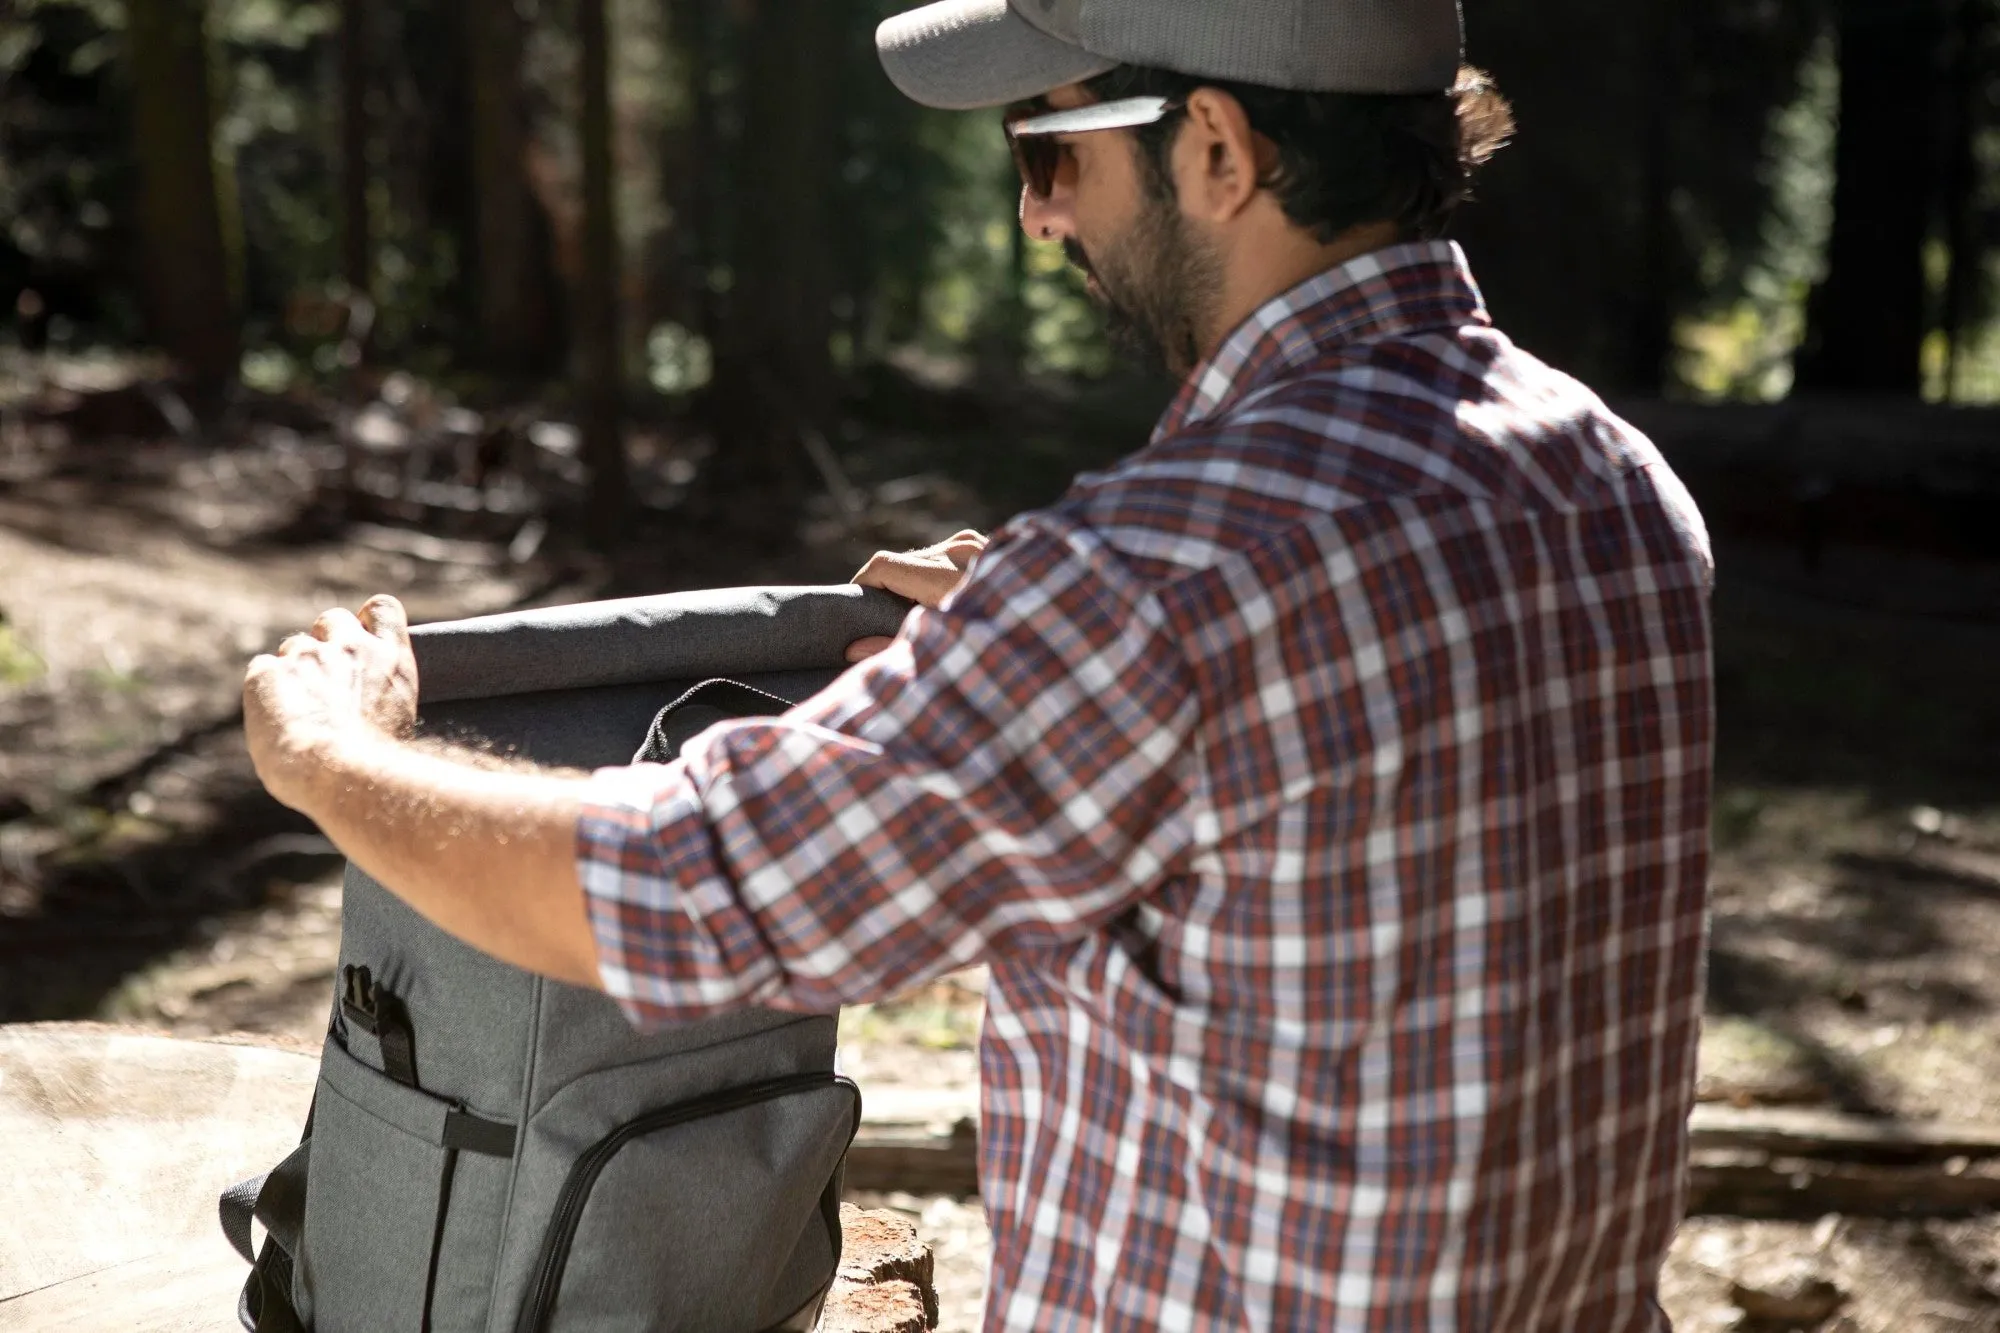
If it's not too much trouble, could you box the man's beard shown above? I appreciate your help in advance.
[1064,184,1223,379]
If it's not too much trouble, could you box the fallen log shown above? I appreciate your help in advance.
[1688,1103,2000,1166]
[842,1101,2000,1217]
[847,1118,981,1196]
[1686,1155,2000,1222]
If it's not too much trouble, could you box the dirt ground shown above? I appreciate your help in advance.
[6,372,2000,1330]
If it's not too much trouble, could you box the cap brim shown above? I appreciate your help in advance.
[876,0,1119,111]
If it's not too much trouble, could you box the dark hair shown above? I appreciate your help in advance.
[1082,64,1515,242]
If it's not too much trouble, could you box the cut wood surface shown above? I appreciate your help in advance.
[823,1203,940,1332]
[0,1023,946,1331]
[0,1023,316,1311]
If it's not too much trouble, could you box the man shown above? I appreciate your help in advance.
[245,1,1715,1327]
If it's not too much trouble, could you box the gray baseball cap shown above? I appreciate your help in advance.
[876,0,1464,111]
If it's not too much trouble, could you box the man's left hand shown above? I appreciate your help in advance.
[244,594,419,812]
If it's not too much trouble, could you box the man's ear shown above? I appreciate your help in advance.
[1176,87,1263,224]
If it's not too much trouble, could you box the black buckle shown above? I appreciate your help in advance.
[340,964,380,1034]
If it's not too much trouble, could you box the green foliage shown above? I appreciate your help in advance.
[0,621,44,688]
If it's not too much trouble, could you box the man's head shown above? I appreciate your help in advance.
[877,1,1514,376]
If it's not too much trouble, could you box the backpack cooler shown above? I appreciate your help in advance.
[220,584,913,1333]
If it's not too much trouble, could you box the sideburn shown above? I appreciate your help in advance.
[1119,130,1226,378]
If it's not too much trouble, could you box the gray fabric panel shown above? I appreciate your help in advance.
[876,0,1115,109]
[528,990,832,1121]
[300,1039,454,1333]
[337,871,539,1118]
[410,585,910,706]
[429,1151,512,1333]
[420,669,842,772]
[534,1084,854,1331]
[318,1034,455,1144]
[486,1019,841,1329]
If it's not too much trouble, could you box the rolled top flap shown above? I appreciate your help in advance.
[410,584,912,706]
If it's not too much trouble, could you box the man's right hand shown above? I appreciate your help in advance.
[847,529,988,662]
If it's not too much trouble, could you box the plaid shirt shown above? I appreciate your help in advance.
[580,241,1714,1332]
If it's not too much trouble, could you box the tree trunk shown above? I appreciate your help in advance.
[1938,0,1994,400]
[1794,0,1947,396]
[464,0,562,377]
[576,0,630,539]
[1624,0,1679,393]
[704,0,843,543]
[664,0,718,345]
[339,0,371,303]
[126,0,238,399]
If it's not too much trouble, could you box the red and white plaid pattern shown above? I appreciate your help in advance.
[579,241,1715,1331]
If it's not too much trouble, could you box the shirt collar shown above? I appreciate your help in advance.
[1153,240,1491,442]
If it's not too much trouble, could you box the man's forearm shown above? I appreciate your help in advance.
[302,731,604,988]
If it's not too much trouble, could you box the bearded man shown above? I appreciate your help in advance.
[245,2,1715,1327]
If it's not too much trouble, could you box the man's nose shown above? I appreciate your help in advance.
[1018,184,1073,245]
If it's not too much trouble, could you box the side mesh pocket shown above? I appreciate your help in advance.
[298,1036,517,1333]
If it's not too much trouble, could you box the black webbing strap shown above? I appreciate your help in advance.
[443,1107,518,1158]
[223,1103,313,1332]
[636,678,797,764]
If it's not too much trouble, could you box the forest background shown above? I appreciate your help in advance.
[4,0,1996,536]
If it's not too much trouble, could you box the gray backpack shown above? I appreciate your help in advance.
[221,584,913,1333]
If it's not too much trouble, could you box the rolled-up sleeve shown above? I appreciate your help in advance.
[577,516,1199,1028]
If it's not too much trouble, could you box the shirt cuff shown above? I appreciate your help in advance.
[574,760,719,1026]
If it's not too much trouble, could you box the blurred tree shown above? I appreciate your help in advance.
[0,4,135,348]
[701,0,844,540]
[577,0,632,535]
[1795,0,1948,395]
[339,0,371,319]
[1939,0,1997,397]
[1458,0,1822,394]
[661,0,718,344]
[464,0,563,376]
[126,0,240,397]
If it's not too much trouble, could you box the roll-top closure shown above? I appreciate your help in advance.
[410,585,912,705]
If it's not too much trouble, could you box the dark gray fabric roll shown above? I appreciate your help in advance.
[409,584,912,706]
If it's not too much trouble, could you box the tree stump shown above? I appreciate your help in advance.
[821,1202,940,1332]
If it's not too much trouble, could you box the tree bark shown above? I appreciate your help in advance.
[1624,0,1679,393]
[1938,0,1994,400]
[703,0,844,543]
[664,0,718,344]
[339,0,371,304]
[464,0,562,377]
[1794,0,1947,396]
[126,0,239,399]
[576,0,630,539]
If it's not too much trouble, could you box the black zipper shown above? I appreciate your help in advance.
[514,1071,859,1333]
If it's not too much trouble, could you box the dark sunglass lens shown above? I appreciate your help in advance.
[1012,138,1057,199]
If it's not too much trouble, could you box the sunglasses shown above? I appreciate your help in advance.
[1004,95,1186,199]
